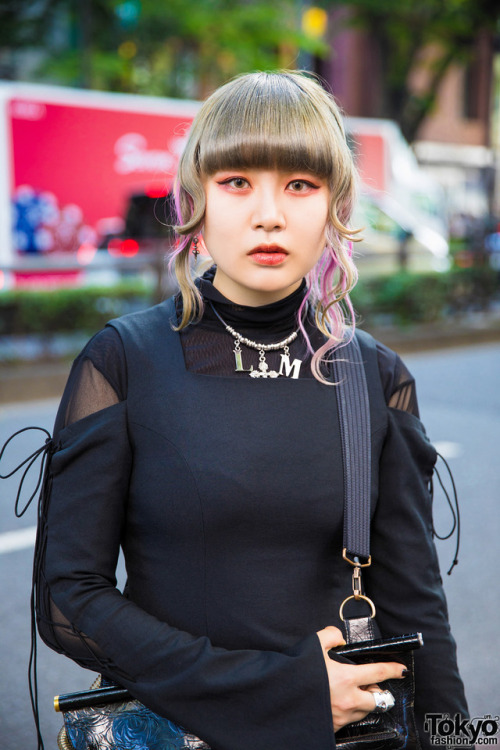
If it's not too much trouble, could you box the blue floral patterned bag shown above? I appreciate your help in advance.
[55,677,211,750]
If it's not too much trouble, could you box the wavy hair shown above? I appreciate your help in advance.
[169,70,360,384]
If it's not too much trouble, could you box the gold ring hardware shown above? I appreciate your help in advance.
[339,594,376,621]
[343,548,371,567]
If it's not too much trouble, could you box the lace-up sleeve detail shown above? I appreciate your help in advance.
[376,342,419,418]
[37,326,132,678]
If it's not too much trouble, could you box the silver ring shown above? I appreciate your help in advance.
[372,690,395,713]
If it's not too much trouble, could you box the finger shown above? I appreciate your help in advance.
[352,661,406,686]
[316,626,346,651]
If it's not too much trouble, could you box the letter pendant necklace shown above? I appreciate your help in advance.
[209,302,302,379]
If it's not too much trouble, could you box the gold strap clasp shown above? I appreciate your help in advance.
[352,565,362,599]
[342,548,371,567]
[339,549,376,621]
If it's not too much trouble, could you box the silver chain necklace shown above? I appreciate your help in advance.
[209,302,303,379]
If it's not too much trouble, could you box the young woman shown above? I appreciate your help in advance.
[35,71,467,749]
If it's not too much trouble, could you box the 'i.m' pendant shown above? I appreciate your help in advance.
[233,340,302,379]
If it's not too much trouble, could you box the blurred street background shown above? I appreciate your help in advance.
[1,0,500,746]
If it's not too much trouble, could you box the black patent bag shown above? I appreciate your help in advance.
[332,621,423,749]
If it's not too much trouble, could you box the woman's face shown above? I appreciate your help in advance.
[202,168,330,306]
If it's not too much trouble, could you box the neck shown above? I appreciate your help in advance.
[212,269,303,308]
[196,265,309,334]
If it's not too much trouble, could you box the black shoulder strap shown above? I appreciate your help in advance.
[332,334,371,563]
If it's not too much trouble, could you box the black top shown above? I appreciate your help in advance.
[38,272,467,750]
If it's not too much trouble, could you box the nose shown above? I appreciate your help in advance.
[251,188,285,232]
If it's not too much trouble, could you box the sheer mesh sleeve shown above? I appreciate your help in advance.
[54,326,127,433]
[376,342,420,418]
[37,326,132,678]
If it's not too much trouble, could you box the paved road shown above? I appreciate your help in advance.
[1,343,499,747]
[403,343,500,720]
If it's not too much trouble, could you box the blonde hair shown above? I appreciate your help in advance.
[170,70,360,383]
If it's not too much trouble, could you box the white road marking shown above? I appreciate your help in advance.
[0,526,36,554]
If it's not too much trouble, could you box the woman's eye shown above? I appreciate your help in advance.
[221,177,249,189]
[288,179,316,192]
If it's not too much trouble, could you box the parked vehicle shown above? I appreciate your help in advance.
[98,191,179,297]
[0,82,448,289]
[345,118,450,274]
[0,82,199,288]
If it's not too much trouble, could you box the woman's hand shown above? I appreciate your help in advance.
[316,626,406,732]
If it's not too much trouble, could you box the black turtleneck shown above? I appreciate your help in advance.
[197,265,309,333]
[53,268,418,434]
[178,266,325,378]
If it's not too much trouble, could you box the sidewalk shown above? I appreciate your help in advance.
[0,361,71,404]
[2,314,500,405]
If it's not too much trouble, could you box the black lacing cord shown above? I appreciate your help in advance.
[1,427,137,750]
[29,561,44,750]
[0,426,55,750]
[0,426,53,517]
[430,451,461,576]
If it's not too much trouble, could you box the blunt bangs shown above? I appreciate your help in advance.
[196,73,341,180]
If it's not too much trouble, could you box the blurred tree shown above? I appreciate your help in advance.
[0,0,327,98]
[320,0,500,141]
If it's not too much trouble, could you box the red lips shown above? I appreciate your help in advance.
[248,245,288,266]
[249,244,287,255]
